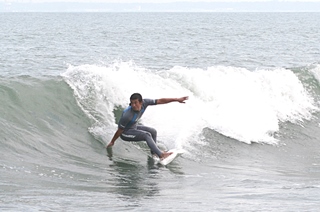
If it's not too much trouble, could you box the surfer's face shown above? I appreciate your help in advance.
[130,99,142,111]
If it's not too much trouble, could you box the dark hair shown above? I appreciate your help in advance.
[130,93,142,102]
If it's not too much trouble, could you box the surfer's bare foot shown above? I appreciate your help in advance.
[160,151,172,160]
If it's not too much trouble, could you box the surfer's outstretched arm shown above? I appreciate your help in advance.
[106,128,124,148]
[156,96,188,105]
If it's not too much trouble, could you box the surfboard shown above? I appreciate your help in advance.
[152,149,184,166]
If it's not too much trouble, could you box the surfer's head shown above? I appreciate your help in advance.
[130,93,143,111]
[130,93,142,102]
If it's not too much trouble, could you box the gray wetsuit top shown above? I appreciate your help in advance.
[118,99,157,130]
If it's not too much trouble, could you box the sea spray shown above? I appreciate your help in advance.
[62,61,318,146]
[165,65,317,144]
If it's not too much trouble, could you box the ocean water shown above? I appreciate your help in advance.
[1,12,320,211]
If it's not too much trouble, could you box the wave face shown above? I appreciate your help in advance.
[2,63,319,165]
[0,76,104,174]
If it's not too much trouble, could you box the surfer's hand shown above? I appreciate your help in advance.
[107,128,122,148]
[178,96,188,103]
[106,141,114,148]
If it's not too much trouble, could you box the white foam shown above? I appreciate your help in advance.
[62,61,318,146]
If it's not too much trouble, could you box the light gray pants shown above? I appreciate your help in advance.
[120,125,162,157]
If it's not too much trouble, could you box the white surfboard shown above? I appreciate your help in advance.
[153,149,184,166]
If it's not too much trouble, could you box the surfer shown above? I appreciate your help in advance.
[106,93,188,160]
